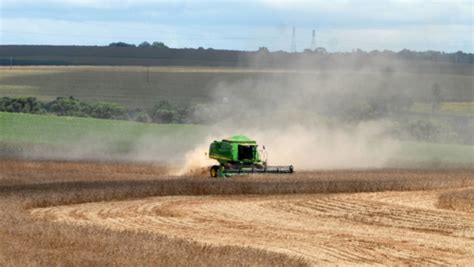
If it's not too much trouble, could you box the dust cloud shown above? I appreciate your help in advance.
[249,123,397,169]
[179,124,398,172]
[180,63,409,171]
[8,56,469,173]
[173,137,216,175]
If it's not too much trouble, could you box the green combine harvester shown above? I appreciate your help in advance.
[208,135,294,177]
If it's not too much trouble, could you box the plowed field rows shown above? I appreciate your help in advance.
[32,188,474,265]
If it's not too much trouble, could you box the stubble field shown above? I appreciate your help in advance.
[1,159,473,266]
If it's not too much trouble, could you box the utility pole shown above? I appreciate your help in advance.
[9,56,13,69]
[311,29,316,51]
[291,26,296,53]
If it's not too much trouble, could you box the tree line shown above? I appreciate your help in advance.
[0,96,191,124]
[1,96,471,144]
[109,41,168,48]
[107,42,474,65]
[0,45,472,68]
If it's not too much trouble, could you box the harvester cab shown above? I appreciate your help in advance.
[208,135,294,177]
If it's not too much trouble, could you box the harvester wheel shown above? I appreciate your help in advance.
[210,165,219,178]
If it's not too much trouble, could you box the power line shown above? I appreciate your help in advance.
[291,26,296,53]
[0,30,287,42]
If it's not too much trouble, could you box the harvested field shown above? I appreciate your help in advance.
[0,159,173,186]
[0,159,308,266]
[438,188,474,212]
[32,189,474,265]
[1,159,474,266]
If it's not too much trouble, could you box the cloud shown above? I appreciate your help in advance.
[1,0,472,52]
[318,25,472,52]
[2,0,160,9]
[260,0,472,26]
[0,17,276,50]
[1,16,472,52]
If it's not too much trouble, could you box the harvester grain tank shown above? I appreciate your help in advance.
[208,135,294,177]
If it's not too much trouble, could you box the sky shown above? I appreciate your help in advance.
[0,0,472,52]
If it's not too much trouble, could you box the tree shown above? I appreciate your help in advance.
[257,47,269,54]
[0,96,45,114]
[89,102,127,120]
[46,96,89,117]
[109,42,135,47]
[150,100,177,123]
[314,47,327,54]
[129,108,151,123]
[138,41,151,48]
[151,42,168,49]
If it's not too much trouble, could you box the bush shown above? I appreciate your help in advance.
[46,96,89,117]
[188,103,223,124]
[44,97,128,120]
[128,109,152,123]
[89,102,128,120]
[343,100,388,122]
[149,100,186,123]
[0,96,197,125]
[395,119,459,143]
[0,97,46,114]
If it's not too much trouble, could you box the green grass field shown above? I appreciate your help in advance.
[411,102,474,117]
[0,111,205,145]
[0,112,208,160]
[1,112,472,166]
[394,141,473,166]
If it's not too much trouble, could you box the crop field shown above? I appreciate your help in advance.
[0,66,287,107]
[1,159,473,266]
[1,66,473,109]
[1,65,473,266]
[1,110,473,266]
[31,191,474,265]
[438,188,474,212]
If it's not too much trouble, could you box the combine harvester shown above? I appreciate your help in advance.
[208,135,294,177]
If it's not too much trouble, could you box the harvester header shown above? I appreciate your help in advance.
[208,135,294,177]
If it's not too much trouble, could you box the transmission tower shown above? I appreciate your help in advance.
[311,29,316,50]
[291,26,296,52]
